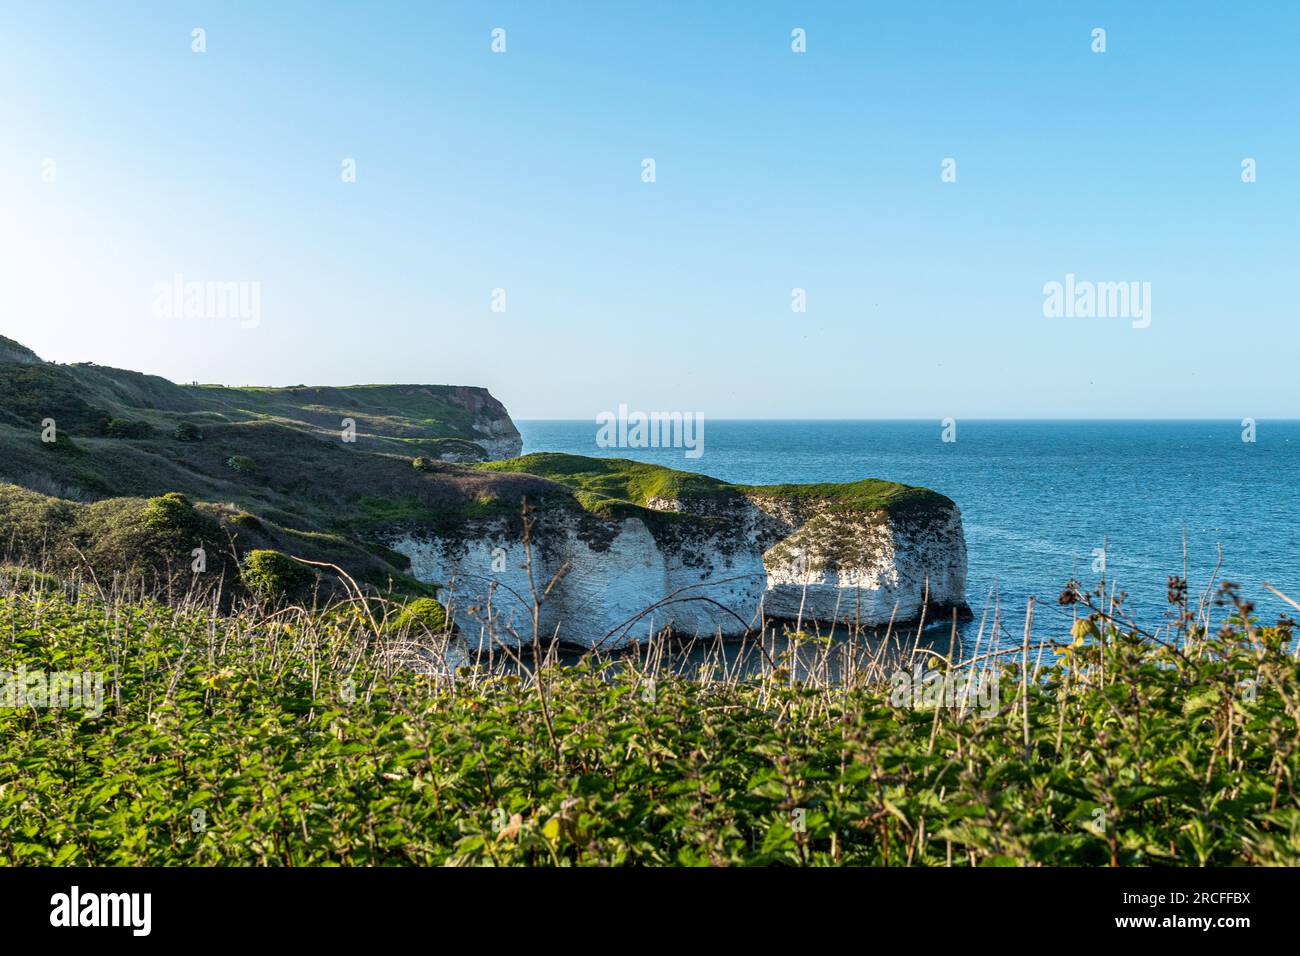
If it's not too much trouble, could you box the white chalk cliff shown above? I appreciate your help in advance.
[387,473,968,649]
[432,385,523,460]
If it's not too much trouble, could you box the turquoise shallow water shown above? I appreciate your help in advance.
[517,420,1300,648]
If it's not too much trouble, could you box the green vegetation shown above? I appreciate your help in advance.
[389,596,448,634]
[239,550,316,603]
[0,341,961,611]
[0,564,60,592]
[0,336,42,366]
[401,437,489,461]
[106,419,153,439]
[0,485,225,582]
[0,482,422,604]
[354,495,438,528]
[1,570,1295,866]
[351,492,523,534]
[481,453,742,511]
[745,477,950,514]
[0,363,112,436]
[1,354,513,448]
[481,452,949,517]
[228,511,262,531]
[0,341,538,594]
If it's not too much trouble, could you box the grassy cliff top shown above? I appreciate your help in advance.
[480,453,738,509]
[480,453,952,516]
[0,358,512,443]
[185,382,513,438]
[741,476,953,513]
[0,346,523,502]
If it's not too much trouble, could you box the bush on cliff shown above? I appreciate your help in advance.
[174,421,202,442]
[240,549,315,603]
[83,493,223,577]
[106,418,154,439]
[389,596,448,634]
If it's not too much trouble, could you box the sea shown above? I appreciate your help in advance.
[517,420,1299,652]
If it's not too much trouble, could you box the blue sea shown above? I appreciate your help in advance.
[518,420,1300,648]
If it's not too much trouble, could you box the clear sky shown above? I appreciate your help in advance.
[1,1,1296,419]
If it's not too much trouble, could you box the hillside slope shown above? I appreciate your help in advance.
[0,353,521,461]
[0,339,528,598]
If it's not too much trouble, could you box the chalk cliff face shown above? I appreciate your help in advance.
[386,457,968,649]
[468,415,523,461]
[437,385,523,460]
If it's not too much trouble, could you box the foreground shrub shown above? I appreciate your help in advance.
[0,578,1295,866]
[239,549,314,603]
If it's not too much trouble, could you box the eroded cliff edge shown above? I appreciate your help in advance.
[387,454,969,649]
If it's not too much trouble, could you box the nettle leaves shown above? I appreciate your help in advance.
[0,580,1296,866]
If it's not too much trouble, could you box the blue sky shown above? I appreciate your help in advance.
[1,1,1296,418]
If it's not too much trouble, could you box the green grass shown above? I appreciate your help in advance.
[0,482,427,604]
[742,477,950,514]
[196,382,503,442]
[0,346,539,597]
[480,453,739,507]
[351,492,524,534]
[0,342,517,505]
[401,437,489,460]
[1,569,1295,866]
[480,452,949,516]
[0,363,112,435]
